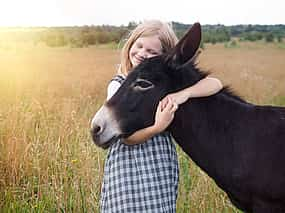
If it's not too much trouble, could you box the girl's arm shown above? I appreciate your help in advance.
[123,77,222,145]
[123,98,178,145]
[162,77,223,106]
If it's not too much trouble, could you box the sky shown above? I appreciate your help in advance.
[0,0,284,27]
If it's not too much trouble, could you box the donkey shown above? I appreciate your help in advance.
[91,23,285,213]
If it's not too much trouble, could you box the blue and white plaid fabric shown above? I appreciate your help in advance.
[100,132,179,213]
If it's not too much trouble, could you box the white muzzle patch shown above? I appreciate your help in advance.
[91,105,121,146]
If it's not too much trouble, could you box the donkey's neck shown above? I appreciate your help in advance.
[170,90,253,187]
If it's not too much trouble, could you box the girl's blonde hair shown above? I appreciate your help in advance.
[119,20,178,76]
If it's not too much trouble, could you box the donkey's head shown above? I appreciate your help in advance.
[91,23,205,148]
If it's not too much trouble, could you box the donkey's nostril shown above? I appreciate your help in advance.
[93,125,101,134]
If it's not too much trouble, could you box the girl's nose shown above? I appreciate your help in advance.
[138,50,147,58]
[142,53,149,59]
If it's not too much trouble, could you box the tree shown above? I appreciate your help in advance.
[265,33,274,42]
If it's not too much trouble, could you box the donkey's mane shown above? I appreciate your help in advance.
[184,61,248,104]
[221,86,248,103]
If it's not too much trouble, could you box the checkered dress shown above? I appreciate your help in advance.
[100,75,179,213]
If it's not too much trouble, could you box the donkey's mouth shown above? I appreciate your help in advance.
[99,132,133,149]
[100,136,120,149]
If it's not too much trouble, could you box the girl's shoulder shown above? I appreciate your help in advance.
[107,74,126,100]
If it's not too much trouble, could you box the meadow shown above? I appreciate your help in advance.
[0,40,285,212]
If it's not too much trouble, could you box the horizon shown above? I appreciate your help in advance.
[0,22,284,29]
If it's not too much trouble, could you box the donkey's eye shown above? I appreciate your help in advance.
[133,79,154,91]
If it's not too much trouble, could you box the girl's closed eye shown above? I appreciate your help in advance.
[147,49,159,55]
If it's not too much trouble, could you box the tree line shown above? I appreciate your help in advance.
[2,22,283,48]
[173,22,285,45]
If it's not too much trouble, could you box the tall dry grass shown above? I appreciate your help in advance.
[0,41,284,212]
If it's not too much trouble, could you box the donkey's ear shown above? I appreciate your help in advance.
[166,22,201,66]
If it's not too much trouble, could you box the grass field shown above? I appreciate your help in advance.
[0,40,285,212]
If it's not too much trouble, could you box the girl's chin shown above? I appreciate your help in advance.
[131,60,139,67]
[131,56,143,66]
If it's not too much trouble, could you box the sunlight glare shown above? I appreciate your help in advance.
[0,0,61,27]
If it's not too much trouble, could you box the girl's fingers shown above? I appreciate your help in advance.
[162,98,178,114]
[158,101,162,112]
[164,99,173,111]
[161,97,169,110]
[170,103,178,113]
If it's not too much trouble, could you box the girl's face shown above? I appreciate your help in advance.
[129,35,162,67]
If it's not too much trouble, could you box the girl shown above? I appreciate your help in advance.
[100,20,223,213]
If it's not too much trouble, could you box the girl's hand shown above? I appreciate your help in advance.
[123,97,177,145]
[153,97,178,133]
[161,77,223,109]
[161,90,188,109]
